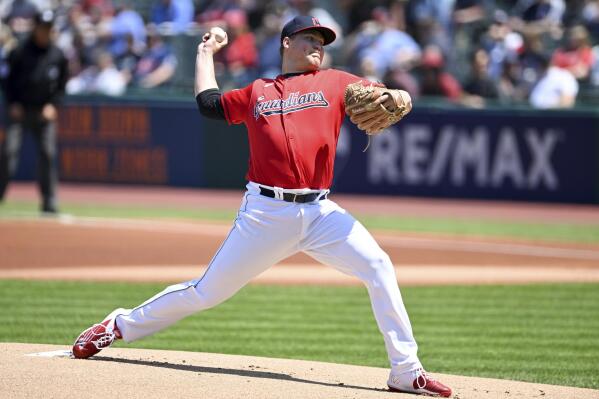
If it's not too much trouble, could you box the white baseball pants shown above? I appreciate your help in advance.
[114,182,422,373]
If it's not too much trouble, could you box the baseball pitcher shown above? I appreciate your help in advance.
[72,16,451,397]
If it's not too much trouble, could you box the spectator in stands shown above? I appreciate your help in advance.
[150,0,194,34]
[131,28,177,89]
[383,60,421,99]
[510,0,565,38]
[255,8,285,78]
[220,9,258,87]
[462,47,499,107]
[80,0,113,17]
[195,0,239,24]
[406,0,454,53]
[101,3,146,59]
[452,0,490,27]
[497,57,529,104]
[91,51,126,96]
[450,0,494,80]
[2,0,596,106]
[2,0,39,42]
[66,50,126,96]
[418,44,463,100]
[387,0,411,32]
[56,3,106,78]
[339,0,386,34]
[561,0,587,27]
[517,32,551,97]
[115,33,142,81]
[530,53,579,108]
[582,0,599,42]
[551,24,594,82]
[352,7,421,81]
[480,9,524,80]
[343,14,382,77]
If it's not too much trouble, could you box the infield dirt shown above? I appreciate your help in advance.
[2,343,599,399]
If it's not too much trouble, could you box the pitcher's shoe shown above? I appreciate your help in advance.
[388,368,452,397]
[72,309,125,359]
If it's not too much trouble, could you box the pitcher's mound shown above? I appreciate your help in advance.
[1,343,597,399]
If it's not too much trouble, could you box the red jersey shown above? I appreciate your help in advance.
[221,69,372,189]
[551,46,593,75]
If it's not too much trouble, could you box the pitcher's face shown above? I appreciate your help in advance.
[283,31,325,72]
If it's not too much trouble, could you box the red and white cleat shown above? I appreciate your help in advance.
[72,310,124,359]
[388,368,452,397]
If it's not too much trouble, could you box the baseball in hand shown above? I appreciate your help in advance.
[210,27,227,43]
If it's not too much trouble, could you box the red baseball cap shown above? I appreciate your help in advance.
[280,15,336,45]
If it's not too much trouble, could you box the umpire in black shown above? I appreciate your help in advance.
[0,9,67,213]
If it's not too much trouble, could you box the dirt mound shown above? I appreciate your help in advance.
[2,343,597,399]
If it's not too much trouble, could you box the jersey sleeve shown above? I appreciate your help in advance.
[220,83,253,125]
[335,70,384,90]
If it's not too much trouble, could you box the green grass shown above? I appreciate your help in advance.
[2,200,599,244]
[1,280,597,389]
[359,215,599,244]
[0,200,236,222]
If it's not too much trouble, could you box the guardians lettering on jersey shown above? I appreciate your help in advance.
[253,91,329,119]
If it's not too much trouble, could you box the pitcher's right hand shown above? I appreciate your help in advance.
[198,27,228,55]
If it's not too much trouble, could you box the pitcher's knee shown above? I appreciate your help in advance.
[358,251,395,280]
[372,251,394,271]
[191,285,234,311]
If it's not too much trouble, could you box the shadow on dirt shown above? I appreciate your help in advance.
[93,356,391,394]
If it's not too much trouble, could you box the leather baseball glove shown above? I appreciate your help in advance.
[344,82,412,136]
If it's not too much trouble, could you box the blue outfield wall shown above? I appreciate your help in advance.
[0,97,597,204]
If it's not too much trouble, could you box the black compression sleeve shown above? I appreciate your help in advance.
[196,89,225,120]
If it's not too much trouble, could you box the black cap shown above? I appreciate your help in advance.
[280,16,336,46]
[34,9,55,26]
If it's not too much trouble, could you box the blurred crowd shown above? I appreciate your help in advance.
[2,0,599,108]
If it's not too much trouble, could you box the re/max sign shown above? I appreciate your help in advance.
[368,125,561,191]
